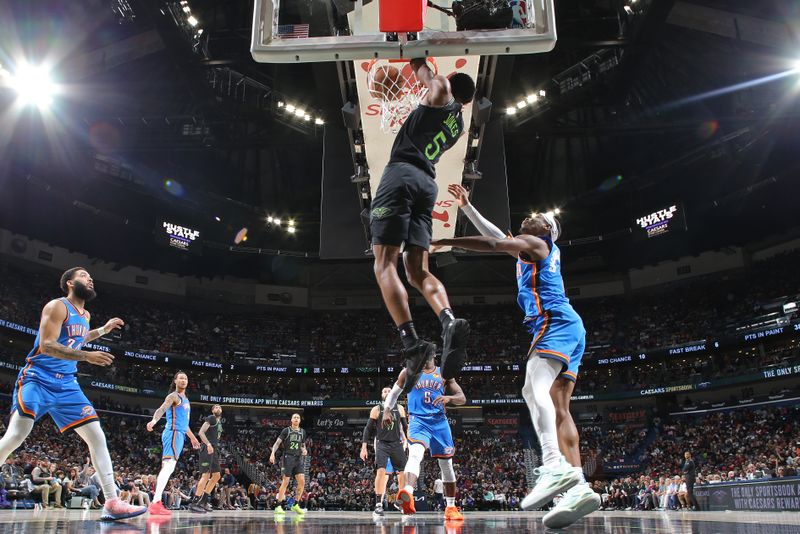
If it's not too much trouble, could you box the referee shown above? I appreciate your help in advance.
[360,386,408,517]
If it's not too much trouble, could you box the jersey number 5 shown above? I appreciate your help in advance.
[424,391,432,404]
[424,132,447,161]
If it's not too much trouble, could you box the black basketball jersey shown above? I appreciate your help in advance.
[279,427,306,456]
[205,415,222,447]
[375,405,403,443]
[388,100,464,178]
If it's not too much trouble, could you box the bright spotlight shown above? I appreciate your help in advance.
[187,15,199,27]
[267,216,274,223]
[294,108,305,117]
[526,94,538,103]
[304,115,311,121]
[182,5,191,13]
[274,218,282,226]
[287,226,296,234]
[277,101,284,108]
[539,89,546,97]
[285,104,295,113]
[315,118,324,125]
[506,107,517,115]
[11,64,57,109]
[554,208,561,215]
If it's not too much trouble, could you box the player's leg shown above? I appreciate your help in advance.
[429,419,462,521]
[190,471,210,513]
[150,429,182,516]
[275,473,291,514]
[0,412,35,462]
[291,473,306,514]
[520,348,581,510]
[404,172,469,381]
[373,466,387,515]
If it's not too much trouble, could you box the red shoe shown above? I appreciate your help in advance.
[396,488,416,515]
[100,498,147,521]
[444,505,464,521]
[148,500,173,517]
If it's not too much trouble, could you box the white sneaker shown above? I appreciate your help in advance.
[543,484,601,529]
[521,457,581,511]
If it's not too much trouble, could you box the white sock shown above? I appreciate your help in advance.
[445,496,455,507]
[154,459,177,503]
[521,356,562,469]
[403,484,414,493]
[0,413,33,464]
[74,421,118,500]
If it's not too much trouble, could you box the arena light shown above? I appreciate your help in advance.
[526,94,538,103]
[294,108,305,117]
[285,104,295,113]
[539,89,546,97]
[287,226,296,234]
[274,218,282,226]
[267,215,274,223]
[303,114,311,121]
[277,101,284,108]
[505,107,517,115]
[315,117,324,125]
[10,63,57,109]
[516,100,526,109]
[187,15,199,27]
[182,5,191,13]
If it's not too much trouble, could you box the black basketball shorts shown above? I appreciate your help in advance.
[199,448,221,474]
[375,441,407,472]
[370,162,438,250]
[281,455,305,478]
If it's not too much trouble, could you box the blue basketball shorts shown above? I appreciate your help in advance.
[11,367,98,433]
[407,415,455,458]
[162,428,186,459]
[525,305,586,382]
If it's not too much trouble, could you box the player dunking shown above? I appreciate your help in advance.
[433,186,600,527]
[382,352,466,521]
[0,267,145,520]
[189,404,223,513]
[270,413,308,516]
[360,386,409,517]
[370,57,476,393]
[146,371,201,516]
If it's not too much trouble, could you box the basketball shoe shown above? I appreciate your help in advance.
[521,456,581,510]
[291,503,306,515]
[441,318,469,379]
[100,498,147,521]
[543,483,601,529]
[146,500,172,517]
[396,487,417,514]
[401,341,436,394]
[444,505,464,521]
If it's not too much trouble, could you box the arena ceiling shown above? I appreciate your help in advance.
[1,0,799,280]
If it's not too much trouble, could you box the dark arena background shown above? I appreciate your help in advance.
[1,0,799,533]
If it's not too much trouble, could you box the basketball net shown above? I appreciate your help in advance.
[366,58,438,134]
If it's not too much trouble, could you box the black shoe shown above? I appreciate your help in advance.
[372,507,385,517]
[189,503,207,513]
[401,340,436,394]
[440,318,469,379]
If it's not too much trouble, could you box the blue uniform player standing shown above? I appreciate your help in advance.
[370,57,476,396]
[382,352,466,521]
[0,267,146,521]
[433,187,601,528]
[146,371,201,516]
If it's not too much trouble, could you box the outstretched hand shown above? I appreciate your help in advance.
[447,184,469,207]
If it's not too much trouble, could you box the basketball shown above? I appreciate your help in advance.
[369,64,403,101]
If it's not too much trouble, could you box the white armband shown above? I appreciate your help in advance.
[461,203,506,239]
[383,384,403,410]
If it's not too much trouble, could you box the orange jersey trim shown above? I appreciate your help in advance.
[537,349,570,364]
[60,414,99,433]
[16,363,36,418]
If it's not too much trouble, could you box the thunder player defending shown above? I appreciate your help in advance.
[360,386,409,517]
[370,58,476,393]
[270,413,308,515]
[382,352,466,521]
[190,404,223,513]
[432,185,600,528]
[146,371,201,516]
[0,267,146,521]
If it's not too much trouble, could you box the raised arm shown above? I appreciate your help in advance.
[146,393,178,431]
[38,300,114,366]
[432,234,549,260]
[382,369,407,427]
[447,184,506,239]
[411,58,450,106]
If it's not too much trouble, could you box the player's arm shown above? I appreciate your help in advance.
[198,421,213,453]
[410,58,450,106]
[381,369,407,426]
[446,184,506,240]
[146,393,177,431]
[38,300,114,366]
[433,379,467,407]
[185,428,201,449]
[432,234,549,260]
[360,405,380,461]
[270,428,288,464]
[84,317,125,343]
[398,404,409,446]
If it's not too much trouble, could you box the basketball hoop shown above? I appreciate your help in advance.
[366,57,438,134]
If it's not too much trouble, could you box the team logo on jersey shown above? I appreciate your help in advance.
[81,406,95,417]
[371,207,392,219]
[443,446,454,455]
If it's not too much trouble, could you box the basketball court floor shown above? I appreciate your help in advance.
[1,510,799,533]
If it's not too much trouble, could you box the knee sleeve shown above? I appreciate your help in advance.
[438,459,455,483]
[404,443,426,478]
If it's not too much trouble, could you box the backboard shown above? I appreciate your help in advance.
[251,0,557,63]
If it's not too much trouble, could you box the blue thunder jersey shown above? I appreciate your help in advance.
[25,298,90,377]
[165,393,190,433]
[407,366,446,419]
[516,237,571,320]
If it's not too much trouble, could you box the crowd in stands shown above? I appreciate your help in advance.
[0,249,797,370]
